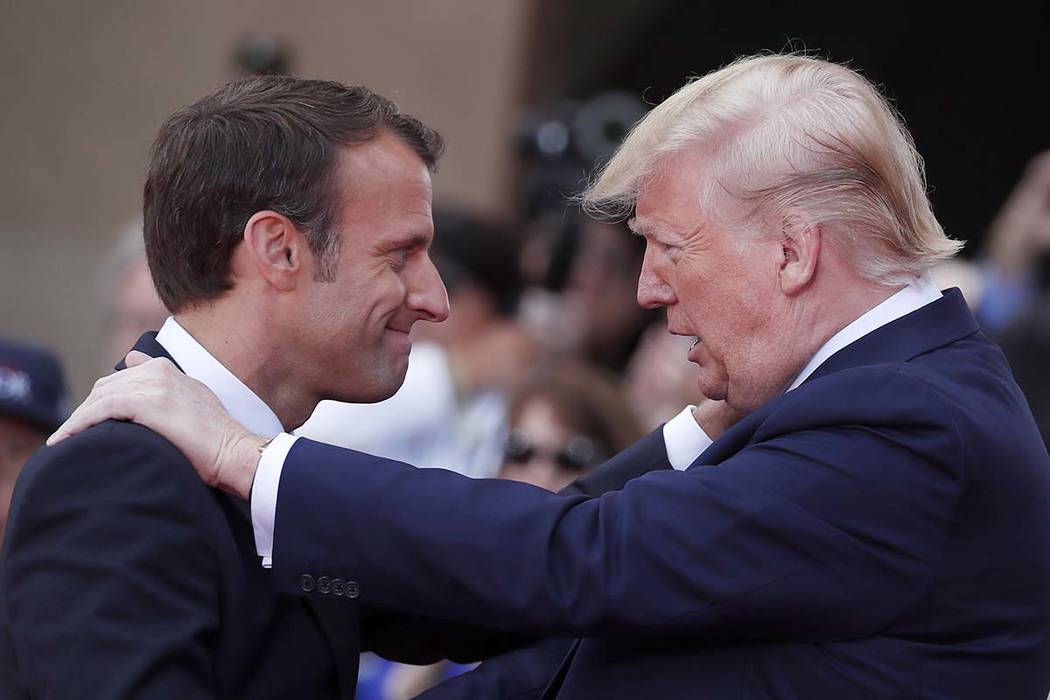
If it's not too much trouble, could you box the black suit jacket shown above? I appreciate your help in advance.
[0,333,409,698]
[0,333,531,699]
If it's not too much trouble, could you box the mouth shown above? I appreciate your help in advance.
[385,327,413,352]
[668,327,702,360]
[686,335,703,364]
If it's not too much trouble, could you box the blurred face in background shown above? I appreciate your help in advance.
[0,417,47,543]
[499,397,601,492]
[107,257,169,362]
[564,220,651,368]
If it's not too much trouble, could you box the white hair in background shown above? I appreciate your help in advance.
[583,54,962,285]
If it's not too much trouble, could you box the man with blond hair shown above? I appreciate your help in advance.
[51,55,1050,698]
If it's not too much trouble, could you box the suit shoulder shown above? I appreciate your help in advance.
[768,365,964,458]
[783,364,956,413]
[4,421,232,588]
[14,419,213,512]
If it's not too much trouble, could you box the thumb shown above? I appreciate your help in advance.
[125,350,152,368]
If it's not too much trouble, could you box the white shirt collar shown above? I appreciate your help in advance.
[785,277,942,392]
[155,317,285,438]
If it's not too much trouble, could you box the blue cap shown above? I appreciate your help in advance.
[0,338,71,433]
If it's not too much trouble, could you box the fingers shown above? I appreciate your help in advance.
[48,379,115,445]
[48,393,135,445]
[125,350,153,367]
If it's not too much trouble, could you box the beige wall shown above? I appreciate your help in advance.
[0,0,535,396]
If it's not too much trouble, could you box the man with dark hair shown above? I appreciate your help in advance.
[0,76,451,698]
[143,75,442,313]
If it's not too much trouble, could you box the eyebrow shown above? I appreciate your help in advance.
[627,217,665,240]
[391,232,432,250]
[626,217,649,238]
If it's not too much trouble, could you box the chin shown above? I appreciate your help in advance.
[365,370,411,403]
[696,376,728,403]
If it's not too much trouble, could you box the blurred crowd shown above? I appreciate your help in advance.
[2,40,1049,698]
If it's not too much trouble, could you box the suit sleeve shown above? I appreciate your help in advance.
[271,369,962,642]
[356,430,671,665]
[2,421,226,699]
[559,427,670,497]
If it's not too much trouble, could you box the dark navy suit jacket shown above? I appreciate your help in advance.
[267,289,1050,698]
[0,334,492,699]
[266,289,1050,696]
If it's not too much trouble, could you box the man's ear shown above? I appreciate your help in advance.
[777,210,821,296]
[240,210,306,292]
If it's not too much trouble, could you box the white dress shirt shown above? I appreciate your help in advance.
[661,279,942,470]
[251,279,943,566]
[155,317,287,567]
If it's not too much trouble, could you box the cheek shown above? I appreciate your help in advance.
[303,299,342,336]
[366,269,408,307]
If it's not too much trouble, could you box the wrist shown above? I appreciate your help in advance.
[222,433,266,500]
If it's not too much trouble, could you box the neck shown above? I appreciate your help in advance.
[786,274,905,382]
[175,304,316,431]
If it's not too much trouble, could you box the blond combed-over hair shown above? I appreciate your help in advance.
[582,54,961,285]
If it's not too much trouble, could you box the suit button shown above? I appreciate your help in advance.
[317,576,331,595]
[344,581,360,599]
[331,578,344,597]
[299,574,315,593]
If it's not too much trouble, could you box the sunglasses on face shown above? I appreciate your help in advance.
[503,428,603,472]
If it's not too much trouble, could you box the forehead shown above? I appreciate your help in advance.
[332,133,433,233]
[516,398,575,440]
[631,149,710,236]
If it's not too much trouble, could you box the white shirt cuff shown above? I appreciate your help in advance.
[663,405,713,471]
[251,432,300,569]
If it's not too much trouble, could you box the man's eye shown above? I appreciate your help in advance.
[390,247,411,268]
[655,240,678,259]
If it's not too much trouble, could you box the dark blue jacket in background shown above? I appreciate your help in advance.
[271,289,1050,699]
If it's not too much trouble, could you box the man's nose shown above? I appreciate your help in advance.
[636,247,676,309]
[410,256,450,323]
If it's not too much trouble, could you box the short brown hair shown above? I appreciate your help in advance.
[143,75,444,312]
